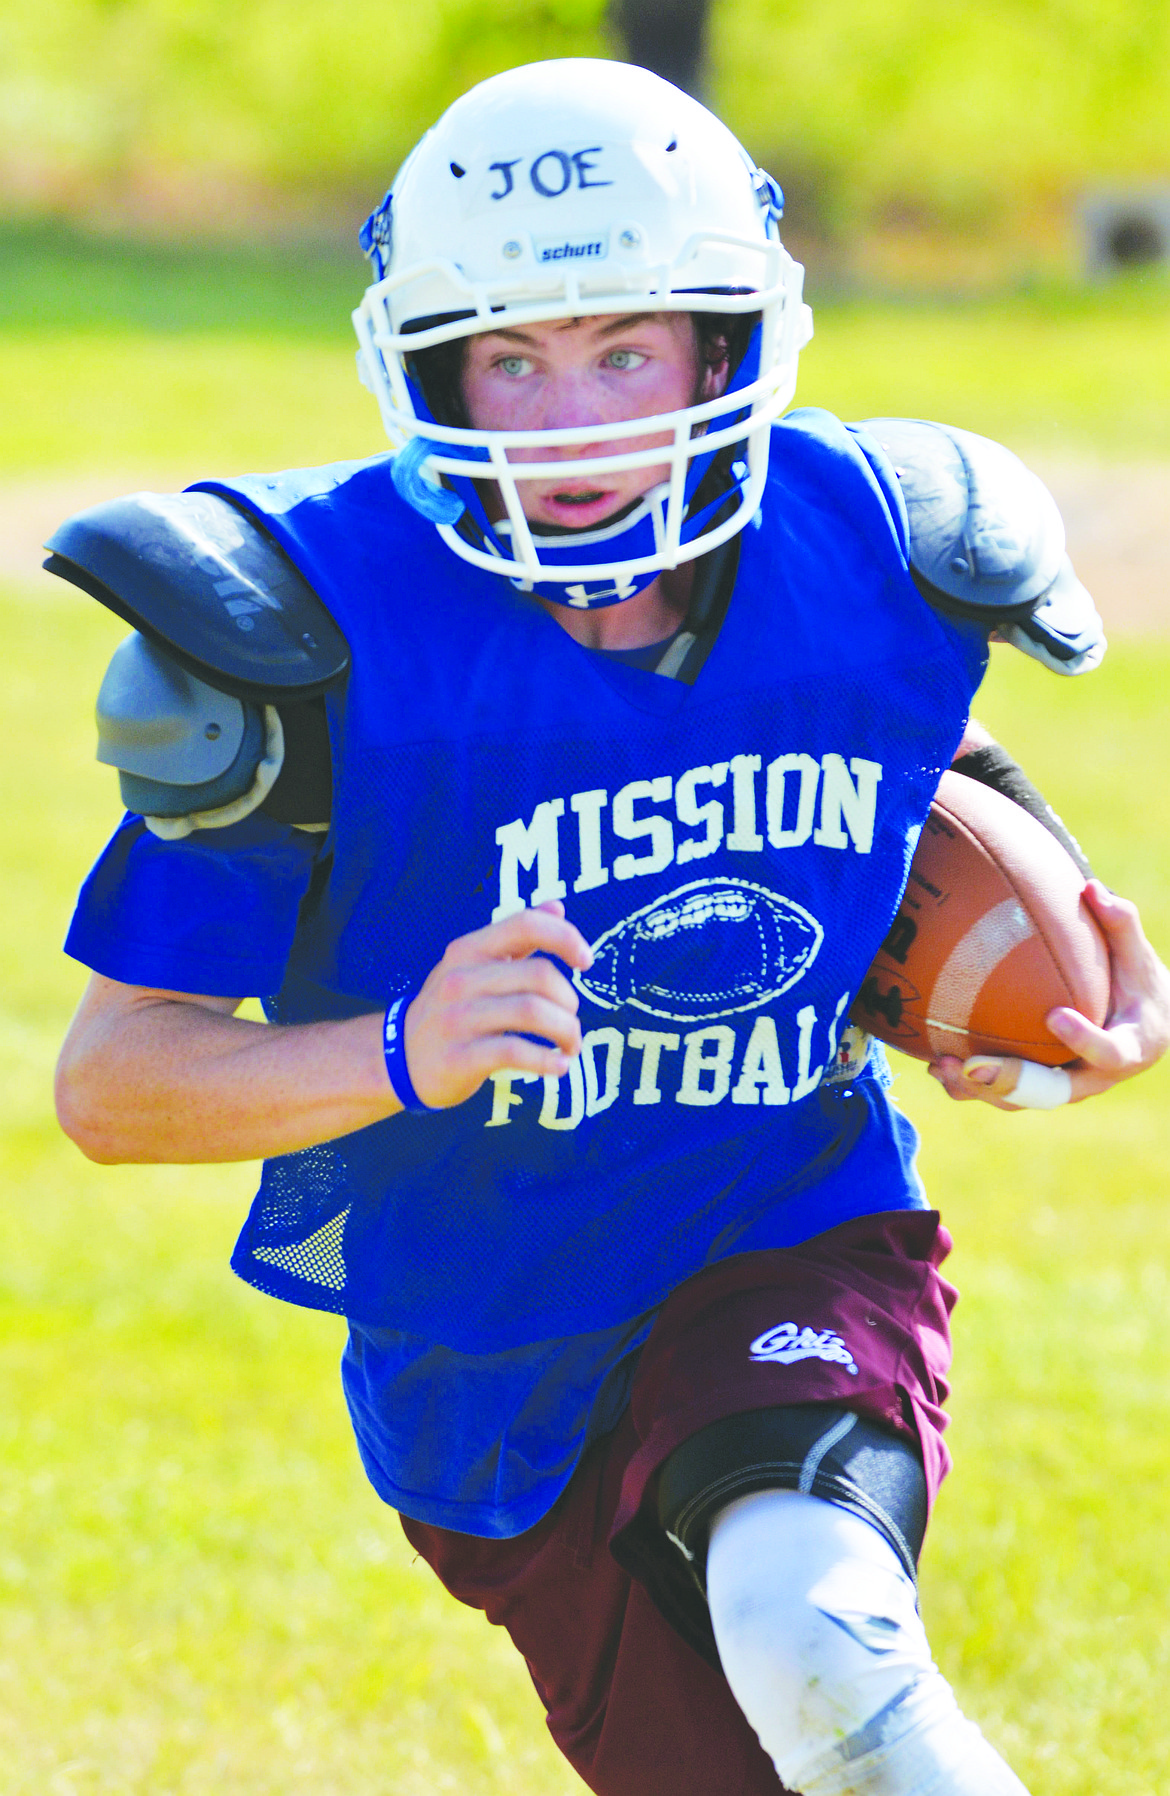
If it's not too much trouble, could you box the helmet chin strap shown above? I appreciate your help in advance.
[497,502,667,608]
[389,433,657,606]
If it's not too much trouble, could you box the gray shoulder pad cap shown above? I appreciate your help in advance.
[96,631,269,819]
[860,417,1065,617]
[44,489,349,703]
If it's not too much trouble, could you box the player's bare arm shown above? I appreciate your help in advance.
[56,902,591,1162]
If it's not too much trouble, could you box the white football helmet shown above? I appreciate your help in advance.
[353,59,813,605]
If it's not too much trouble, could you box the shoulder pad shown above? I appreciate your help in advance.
[859,418,1063,617]
[43,489,349,704]
[995,555,1107,677]
[860,417,1106,674]
[96,631,271,822]
[94,631,332,835]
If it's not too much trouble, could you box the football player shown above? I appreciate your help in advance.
[50,60,1169,1796]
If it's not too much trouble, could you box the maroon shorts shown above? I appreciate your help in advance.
[400,1210,956,1796]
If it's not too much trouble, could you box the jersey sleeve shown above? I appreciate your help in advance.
[64,811,321,997]
[842,421,912,563]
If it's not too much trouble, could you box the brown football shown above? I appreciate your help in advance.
[853,771,1110,1065]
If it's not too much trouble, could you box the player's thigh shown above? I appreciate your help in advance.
[400,1426,787,1796]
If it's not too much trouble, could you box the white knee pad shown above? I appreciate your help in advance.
[706,1489,1030,1795]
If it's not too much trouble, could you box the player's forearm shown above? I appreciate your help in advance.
[55,990,400,1165]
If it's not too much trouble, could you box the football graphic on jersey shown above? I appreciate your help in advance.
[576,878,824,1021]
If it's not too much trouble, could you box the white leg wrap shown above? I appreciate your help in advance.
[706,1490,1031,1795]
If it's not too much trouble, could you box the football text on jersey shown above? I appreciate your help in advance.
[485,991,853,1129]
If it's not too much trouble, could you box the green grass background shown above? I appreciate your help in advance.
[6,0,1170,240]
[4,228,1170,479]
[1,234,1168,1792]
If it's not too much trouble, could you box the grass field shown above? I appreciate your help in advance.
[8,0,1170,245]
[3,227,1170,476]
[1,234,1169,1792]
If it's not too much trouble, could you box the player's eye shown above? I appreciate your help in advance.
[496,354,533,377]
[605,349,647,372]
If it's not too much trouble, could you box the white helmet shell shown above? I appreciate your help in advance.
[354,59,813,597]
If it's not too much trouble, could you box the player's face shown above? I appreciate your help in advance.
[460,312,728,532]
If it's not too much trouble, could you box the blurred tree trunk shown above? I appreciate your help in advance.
[610,0,711,100]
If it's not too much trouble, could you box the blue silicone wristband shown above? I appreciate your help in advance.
[383,994,433,1113]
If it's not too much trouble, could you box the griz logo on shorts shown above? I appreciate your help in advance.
[484,990,853,1131]
[749,1323,860,1376]
[489,147,612,201]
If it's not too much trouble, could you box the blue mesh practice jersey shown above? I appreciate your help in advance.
[66,408,988,1535]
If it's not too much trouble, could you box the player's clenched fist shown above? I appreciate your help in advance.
[397,902,594,1110]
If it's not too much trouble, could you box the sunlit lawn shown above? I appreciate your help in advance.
[1,231,1168,1792]
[2,229,1170,478]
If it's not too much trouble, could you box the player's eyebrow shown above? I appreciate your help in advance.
[595,312,659,336]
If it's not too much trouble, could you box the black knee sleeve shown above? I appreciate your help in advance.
[656,1405,928,1587]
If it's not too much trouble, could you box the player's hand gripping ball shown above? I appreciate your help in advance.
[854,771,1109,1067]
